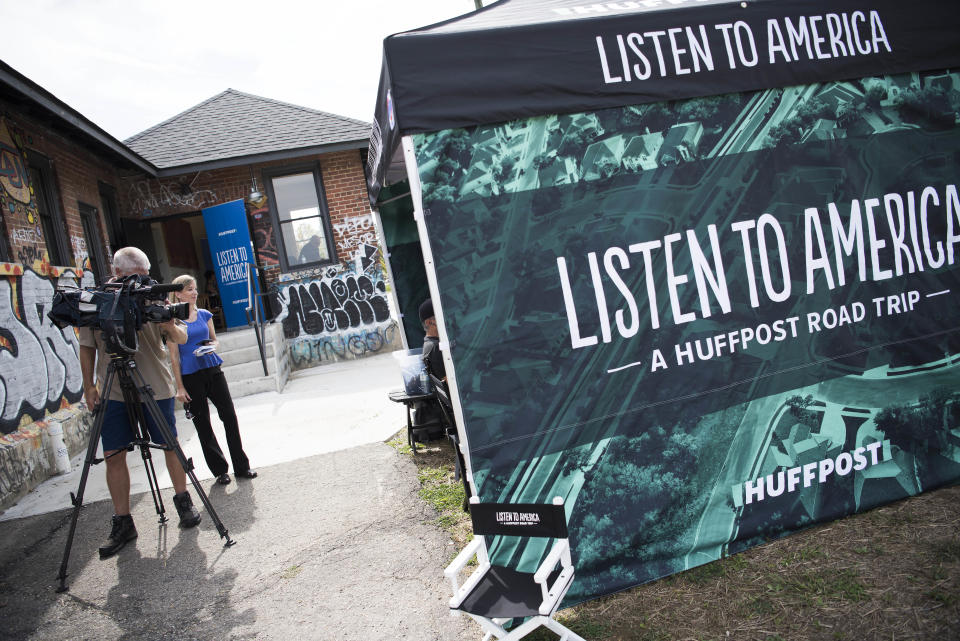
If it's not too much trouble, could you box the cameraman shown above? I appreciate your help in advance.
[78,247,202,559]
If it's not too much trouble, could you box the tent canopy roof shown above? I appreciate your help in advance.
[367,0,960,204]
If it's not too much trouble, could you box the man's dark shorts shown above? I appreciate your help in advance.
[101,398,177,452]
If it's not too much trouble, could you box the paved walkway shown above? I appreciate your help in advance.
[0,352,473,640]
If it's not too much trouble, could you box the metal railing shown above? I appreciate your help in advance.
[245,262,269,377]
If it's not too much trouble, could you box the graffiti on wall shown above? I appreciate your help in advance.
[0,118,48,269]
[0,268,91,434]
[127,171,219,216]
[289,324,398,367]
[276,265,396,366]
[246,198,279,266]
[333,214,378,262]
[0,119,31,207]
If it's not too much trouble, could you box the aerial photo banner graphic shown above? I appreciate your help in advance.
[413,70,960,603]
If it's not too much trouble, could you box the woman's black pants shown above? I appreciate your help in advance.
[182,366,250,476]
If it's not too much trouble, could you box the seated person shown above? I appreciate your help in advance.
[419,298,446,382]
[407,298,446,433]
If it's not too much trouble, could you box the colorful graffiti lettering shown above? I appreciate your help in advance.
[0,269,92,434]
[246,200,279,266]
[0,119,31,205]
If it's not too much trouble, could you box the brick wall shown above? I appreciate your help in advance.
[0,101,130,508]
[116,148,374,289]
[0,101,123,274]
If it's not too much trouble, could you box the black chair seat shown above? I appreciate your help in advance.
[457,564,562,619]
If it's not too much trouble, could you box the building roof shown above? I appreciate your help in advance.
[125,89,370,174]
[0,59,154,173]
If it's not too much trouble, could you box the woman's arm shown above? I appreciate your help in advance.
[168,342,190,403]
[162,318,188,345]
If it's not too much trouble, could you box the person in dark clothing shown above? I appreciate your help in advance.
[419,298,446,380]
[298,234,323,264]
[169,274,257,485]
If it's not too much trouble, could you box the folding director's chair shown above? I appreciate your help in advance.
[445,496,586,641]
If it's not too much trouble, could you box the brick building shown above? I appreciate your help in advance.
[117,89,400,370]
[0,60,155,508]
[0,62,400,510]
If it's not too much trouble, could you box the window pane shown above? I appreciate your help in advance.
[282,218,329,266]
[29,165,63,265]
[272,173,320,222]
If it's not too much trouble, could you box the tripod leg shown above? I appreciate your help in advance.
[129,367,235,546]
[120,398,168,524]
[56,367,114,593]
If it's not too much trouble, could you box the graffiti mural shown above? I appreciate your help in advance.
[276,265,398,367]
[0,118,48,269]
[333,213,378,262]
[0,119,31,206]
[0,268,91,434]
[246,197,279,266]
[289,324,398,367]
[127,171,219,216]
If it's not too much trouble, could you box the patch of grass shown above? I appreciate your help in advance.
[682,553,751,585]
[765,569,867,605]
[389,429,472,547]
[929,539,960,563]
[853,543,885,556]
[796,544,825,562]
[418,466,465,517]
[927,589,957,606]
[387,432,411,455]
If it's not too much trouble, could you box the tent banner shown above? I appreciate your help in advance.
[367,0,960,205]
[413,70,960,603]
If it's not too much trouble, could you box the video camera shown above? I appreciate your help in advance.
[48,274,189,356]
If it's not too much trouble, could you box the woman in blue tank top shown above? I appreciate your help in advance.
[169,275,257,485]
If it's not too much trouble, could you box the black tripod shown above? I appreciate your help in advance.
[56,352,235,592]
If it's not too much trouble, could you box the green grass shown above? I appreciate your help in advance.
[417,466,465,519]
[764,569,868,605]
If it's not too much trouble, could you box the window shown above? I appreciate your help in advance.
[0,221,10,262]
[98,181,123,250]
[79,202,108,283]
[27,152,69,266]
[264,165,335,271]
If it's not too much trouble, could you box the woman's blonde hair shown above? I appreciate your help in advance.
[170,274,196,303]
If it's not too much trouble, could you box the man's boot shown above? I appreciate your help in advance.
[172,491,201,528]
[99,514,137,559]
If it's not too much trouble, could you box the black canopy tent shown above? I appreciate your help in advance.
[367,0,960,606]
[368,0,960,204]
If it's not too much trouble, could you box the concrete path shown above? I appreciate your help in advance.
[0,351,474,640]
[2,351,410,521]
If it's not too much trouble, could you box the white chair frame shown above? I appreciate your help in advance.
[444,497,586,641]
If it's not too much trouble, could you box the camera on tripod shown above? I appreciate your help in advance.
[48,273,189,356]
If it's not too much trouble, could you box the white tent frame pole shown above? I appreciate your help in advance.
[369,205,408,350]
[401,134,477,499]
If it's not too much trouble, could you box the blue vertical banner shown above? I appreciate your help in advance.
[201,199,259,329]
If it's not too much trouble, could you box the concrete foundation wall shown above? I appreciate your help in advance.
[0,405,92,512]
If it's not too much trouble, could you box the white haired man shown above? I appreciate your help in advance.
[78,247,201,559]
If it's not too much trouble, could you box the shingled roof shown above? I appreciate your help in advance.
[124,89,370,174]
